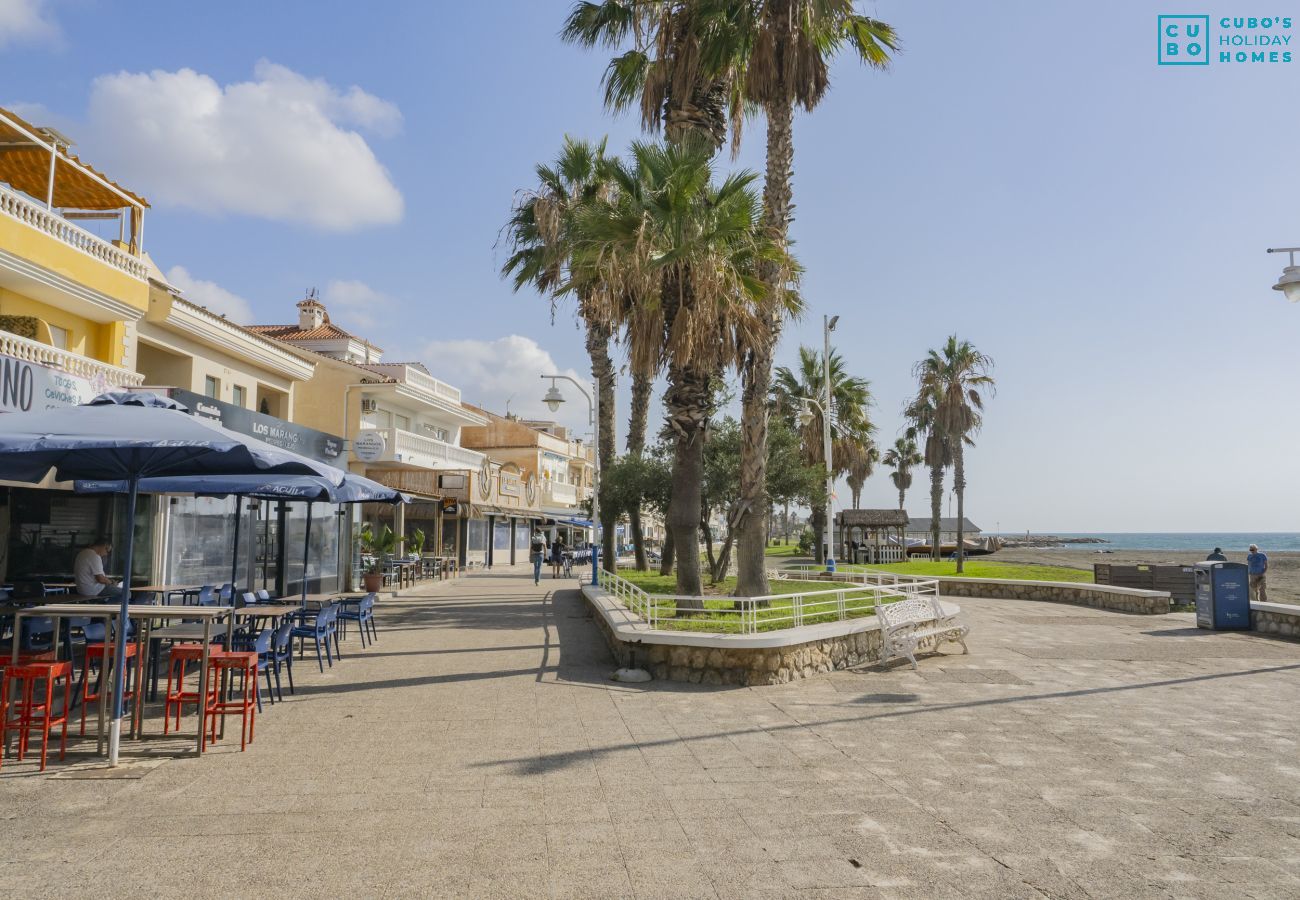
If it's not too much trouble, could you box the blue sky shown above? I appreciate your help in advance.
[4,0,1298,532]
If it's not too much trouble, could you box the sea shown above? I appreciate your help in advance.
[992,533,1300,552]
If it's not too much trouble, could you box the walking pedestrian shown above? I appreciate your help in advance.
[550,537,567,579]
[529,531,546,585]
[1247,543,1269,603]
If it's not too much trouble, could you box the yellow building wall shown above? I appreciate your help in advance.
[0,287,102,360]
[0,216,148,314]
[290,357,365,441]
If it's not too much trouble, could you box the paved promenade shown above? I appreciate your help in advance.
[4,566,1300,898]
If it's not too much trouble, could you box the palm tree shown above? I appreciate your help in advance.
[625,366,653,569]
[914,336,995,573]
[905,382,947,562]
[501,137,619,566]
[729,0,899,597]
[845,438,878,509]
[562,1,738,153]
[773,345,872,565]
[882,433,922,512]
[572,140,794,599]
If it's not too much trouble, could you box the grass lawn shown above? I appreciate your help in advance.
[613,568,886,633]
[763,544,804,558]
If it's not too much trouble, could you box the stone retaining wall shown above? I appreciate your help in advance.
[584,590,886,685]
[1250,602,1300,639]
[926,578,1169,614]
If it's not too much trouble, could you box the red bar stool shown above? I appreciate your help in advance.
[1,660,73,771]
[163,644,211,736]
[80,640,138,736]
[203,650,258,752]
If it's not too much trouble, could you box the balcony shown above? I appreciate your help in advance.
[358,426,485,470]
[0,181,148,282]
[0,327,143,388]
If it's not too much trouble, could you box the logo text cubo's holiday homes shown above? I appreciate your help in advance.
[1158,15,1293,65]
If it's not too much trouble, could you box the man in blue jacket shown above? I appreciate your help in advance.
[1247,544,1269,603]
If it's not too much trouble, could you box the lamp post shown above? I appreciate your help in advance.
[542,375,600,585]
[1267,247,1300,301]
[796,314,840,573]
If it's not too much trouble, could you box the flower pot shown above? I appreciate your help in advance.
[362,572,384,592]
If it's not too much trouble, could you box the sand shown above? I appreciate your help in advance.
[994,547,1300,603]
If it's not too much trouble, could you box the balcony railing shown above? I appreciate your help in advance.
[543,481,578,506]
[0,182,148,281]
[400,366,461,404]
[360,426,484,470]
[0,328,143,387]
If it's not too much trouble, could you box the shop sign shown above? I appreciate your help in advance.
[499,472,522,497]
[441,498,460,516]
[0,353,124,413]
[352,430,387,462]
[167,388,344,463]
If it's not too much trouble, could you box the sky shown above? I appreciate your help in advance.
[3,0,1298,532]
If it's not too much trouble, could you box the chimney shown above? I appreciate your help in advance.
[296,289,327,331]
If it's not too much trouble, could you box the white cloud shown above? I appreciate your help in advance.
[0,0,58,48]
[165,265,254,323]
[84,60,403,231]
[420,335,589,431]
[322,279,391,330]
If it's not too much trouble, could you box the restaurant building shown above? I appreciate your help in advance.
[0,106,153,588]
[135,276,348,597]
[249,296,490,572]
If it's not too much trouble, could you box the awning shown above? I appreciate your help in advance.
[0,107,149,210]
[549,516,593,528]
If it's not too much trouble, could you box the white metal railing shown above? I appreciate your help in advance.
[0,328,144,386]
[0,182,148,280]
[599,568,940,635]
[375,426,485,469]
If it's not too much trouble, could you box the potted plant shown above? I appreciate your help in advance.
[361,523,396,592]
[408,527,426,560]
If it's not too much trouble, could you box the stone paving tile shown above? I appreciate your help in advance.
[4,568,1300,898]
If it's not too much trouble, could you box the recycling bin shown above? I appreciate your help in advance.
[1192,561,1251,630]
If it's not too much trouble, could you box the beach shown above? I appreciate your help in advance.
[994,547,1300,602]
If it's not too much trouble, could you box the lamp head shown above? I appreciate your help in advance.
[828,315,839,331]
[1274,265,1300,303]
[797,399,814,427]
[542,384,565,412]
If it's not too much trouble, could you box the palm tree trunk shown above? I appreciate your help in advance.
[626,370,652,570]
[898,481,906,511]
[734,73,797,599]
[659,527,675,576]
[810,504,826,565]
[929,462,943,562]
[665,363,708,602]
[585,321,617,573]
[954,442,966,574]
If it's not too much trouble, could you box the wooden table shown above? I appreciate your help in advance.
[9,602,233,756]
[133,584,203,604]
[301,592,369,610]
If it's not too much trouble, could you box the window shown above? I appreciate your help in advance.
[394,414,410,431]
[204,376,219,398]
[47,325,69,350]
[231,385,247,408]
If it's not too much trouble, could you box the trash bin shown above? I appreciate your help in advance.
[1192,561,1251,630]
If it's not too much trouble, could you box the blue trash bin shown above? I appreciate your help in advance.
[1193,561,1250,630]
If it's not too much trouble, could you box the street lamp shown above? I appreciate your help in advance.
[1266,247,1300,302]
[793,313,840,574]
[541,374,600,586]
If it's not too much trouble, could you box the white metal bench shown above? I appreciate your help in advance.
[878,595,969,670]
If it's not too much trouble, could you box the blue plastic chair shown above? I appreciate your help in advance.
[256,589,272,603]
[219,584,234,604]
[196,586,216,607]
[268,619,294,700]
[19,617,55,653]
[337,594,377,648]
[291,603,337,673]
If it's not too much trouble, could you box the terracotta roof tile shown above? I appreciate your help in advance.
[247,323,358,342]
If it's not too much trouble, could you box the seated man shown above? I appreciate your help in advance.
[74,537,118,597]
